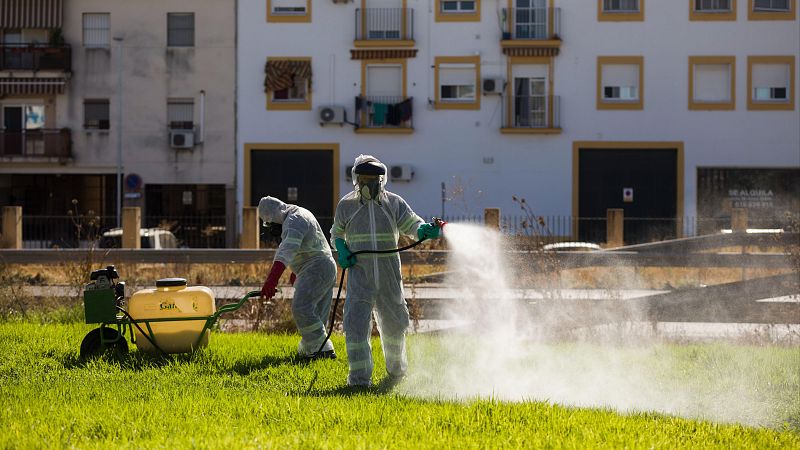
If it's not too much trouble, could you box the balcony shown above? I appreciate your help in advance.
[0,128,72,159]
[501,95,561,134]
[354,8,414,47]
[354,96,413,134]
[501,7,561,51]
[0,44,72,72]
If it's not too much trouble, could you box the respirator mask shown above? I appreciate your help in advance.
[358,179,381,201]
[263,222,282,242]
[352,159,386,203]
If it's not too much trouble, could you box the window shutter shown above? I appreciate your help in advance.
[440,63,475,87]
[366,65,402,97]
[512,64,548,79]
[602,64,639,88]
[272,0,306,10]
[694,64,731,102]
[752,64,788,88]
[168,100,194,125]
[83,13,109,47]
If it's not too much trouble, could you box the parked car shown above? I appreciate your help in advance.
[99,228,179,249]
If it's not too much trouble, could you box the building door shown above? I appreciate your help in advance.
[250,148,335,240]
[515,0,547,39]
[513,77,546,127]
[2,106,23,155]
[578,147,678,244]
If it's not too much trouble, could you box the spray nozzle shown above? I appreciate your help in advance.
[432,217,447,229]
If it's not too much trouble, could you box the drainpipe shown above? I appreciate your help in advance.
[199,89,205,144]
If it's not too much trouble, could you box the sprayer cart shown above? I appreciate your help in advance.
[80,265,259,358]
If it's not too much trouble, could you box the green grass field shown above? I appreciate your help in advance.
[1,320,799,449]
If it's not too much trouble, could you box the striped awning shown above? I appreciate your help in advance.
[351,49,417,60]
[502,47,560,57]
[0,0,62,28]
[0,77,67,95]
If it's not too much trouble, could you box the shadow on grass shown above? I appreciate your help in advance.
[307,375,405,397]
[60,349,302,373]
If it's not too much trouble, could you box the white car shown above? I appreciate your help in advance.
[100,228,179,249]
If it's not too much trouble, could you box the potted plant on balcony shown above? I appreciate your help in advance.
[48,28,65,47]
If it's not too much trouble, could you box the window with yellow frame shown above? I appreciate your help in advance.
[435,0,481,22]
[598,0,644,21]
[747,56,796,110]
[434,56,481,110]
[597,56,644,110]
[267,0,311,23]
[265,57,312,111]
[748,0,796,20]
[690,0,737,21]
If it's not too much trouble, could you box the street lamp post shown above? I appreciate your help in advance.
[113,35,124,227]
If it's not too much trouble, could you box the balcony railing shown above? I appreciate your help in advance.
[0,44,72,72]
[502,7,561,40]
[0,128,72,158]
[505,95,560,129]
[355,8,414,42]
[354,96,413,129]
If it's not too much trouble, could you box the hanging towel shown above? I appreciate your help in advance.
[386,103,400,126]
[373,103,388,125]
[398,98,412,122]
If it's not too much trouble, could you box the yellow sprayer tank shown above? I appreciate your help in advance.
[128,278,215,354]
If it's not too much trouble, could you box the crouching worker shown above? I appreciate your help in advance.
[258,196,337,360]
[331,154,442,387]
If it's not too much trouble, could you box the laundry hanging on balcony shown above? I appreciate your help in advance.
[264,60,312,93]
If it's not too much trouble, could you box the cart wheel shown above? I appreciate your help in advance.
[80,327,129,359]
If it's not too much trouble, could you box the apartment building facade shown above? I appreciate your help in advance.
[238,0,799,243]
[1,0,236,247]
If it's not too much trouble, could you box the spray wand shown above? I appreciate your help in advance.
[314,218,447,356]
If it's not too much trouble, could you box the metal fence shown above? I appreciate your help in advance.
[354,96,413,129]
[0,128,72,158]
[143,216,227,248]
[21,215,116,249]
[0,44,72,71]
[502,7,561,40]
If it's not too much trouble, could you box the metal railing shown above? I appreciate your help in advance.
[354,96,413,129]
[21,215,116,249]
[355,8,414,41]
[0,44,72,71]
[502,7,561,40]
[504,95,560,129]
[0,128,72,158]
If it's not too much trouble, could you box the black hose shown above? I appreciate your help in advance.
[313,237,429,356]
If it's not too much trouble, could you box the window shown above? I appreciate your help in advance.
[264,57,312,110]
[597,56,644,110]
[689,57,735,110]
[691,0,737,20]
[168,99,194,129]
[754,0,790,10]
[83,13,109,48]
[436,0,481,21]
[603,0,640,11]
[267,0,311,22]
[167,13,194,47]
[84,99,110,129]
[748,56,795,110]
[356,60,412,132]
[435,56,480,110]
[502,57,560,133]
[598,0,644,20]
[748,0,795,18]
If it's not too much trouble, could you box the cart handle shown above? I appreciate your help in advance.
[215,290,262,317]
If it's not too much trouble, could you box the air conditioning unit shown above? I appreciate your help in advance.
[170,129,195,148]
[318,105,346,126]
[482,78,504,95]
[390,164,414,182]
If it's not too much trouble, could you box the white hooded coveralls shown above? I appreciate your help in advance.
[258,196,337,355]
[330,155,425,385]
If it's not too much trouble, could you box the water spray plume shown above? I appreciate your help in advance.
[401,223,793,427]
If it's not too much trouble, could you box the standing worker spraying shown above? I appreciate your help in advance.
[259,196,338,360]
[331,154,442,387]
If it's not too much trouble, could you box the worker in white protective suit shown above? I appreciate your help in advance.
[331,155,441,386]
[258,196,338,360]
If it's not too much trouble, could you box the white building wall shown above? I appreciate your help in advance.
[238,0,799,225]
[60,0,236,190]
